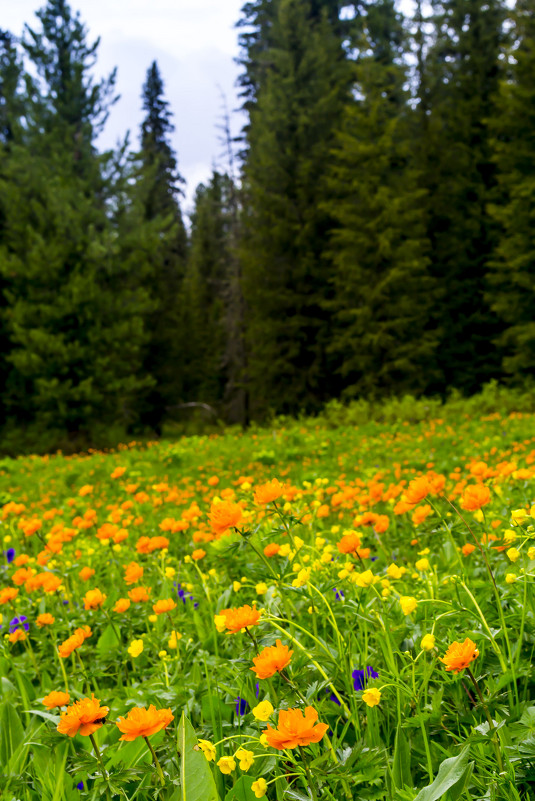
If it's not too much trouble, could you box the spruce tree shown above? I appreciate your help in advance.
[326,1,438,398]
[486,0,535,379]
[137,60,188,434]
[418,0,506,393]
[240,0,352,417]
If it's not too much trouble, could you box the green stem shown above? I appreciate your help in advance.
[298,745,320,801]
[89,733,112,801]
[144,736,166,786]
[465,668,503,773]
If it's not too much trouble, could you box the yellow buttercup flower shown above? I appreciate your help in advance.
[507,547,520,563]
[197,739,216,761]
[235,747,254,771]
[400,596,417,615]
[217,756,236,774]
[421,634,436,651]
[252,700,274,721]
[252,778,268,798]
[128,639,144,658]
[415,558,430,571]
[255,582,268,595]
[362,688,381,707]
[505,573,517,584]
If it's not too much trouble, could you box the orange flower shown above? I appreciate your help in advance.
[128,586,151,603]
[337,532,361,555]
[36,613,55,627]
[263,707,328,750]
[111,467,127,479]
[43,691,70,709]
[114,598,131,613]
[79,566,95,582]
[116,705,174,741]
[12,567,35,586]
[264,543,280,557]
[209,500,243,536]
[153,598,177,615]
[58,627,91,658]
[192,549,206,561]
[251,639,293,679]
[404,476,431,506]
[57,695,109,737]
[124,562,144,585]
[83,588,106,610]
[9,628,26,643]
[0,587,18,604]
[254,479,284,505]
[462,543,476,557]
[220,604,260,634]
[460,485,491,511]
[412,505,432,526]
[440,638,479,673]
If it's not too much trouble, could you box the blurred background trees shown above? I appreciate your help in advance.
[0,0,532,452]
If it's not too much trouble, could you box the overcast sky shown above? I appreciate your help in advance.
[4,0,247,212]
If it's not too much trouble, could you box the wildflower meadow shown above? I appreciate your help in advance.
[2,408,535,800]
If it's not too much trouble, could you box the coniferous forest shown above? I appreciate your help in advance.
[1,0,534,453]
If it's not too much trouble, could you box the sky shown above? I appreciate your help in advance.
[4,0,247,212]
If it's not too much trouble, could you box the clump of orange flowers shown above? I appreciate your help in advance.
[83,588,106,610]
[440,638,479,673]
[217,604,260,634]
[57,695,109,737]
[209,500,243,536]
[116,705,174,741]
[460,485,491,511]
[254,478,284,505]
[263,707,328,750]
[58,626,92,658]
[251,639,293,679]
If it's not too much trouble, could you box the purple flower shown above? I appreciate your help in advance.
[352,667,378,691]
[175,582,199,608]
[10,616,29,633]
[235,697,248,717]
[76,780,84,790]
[333,587,345,601]
[4,548,15,564]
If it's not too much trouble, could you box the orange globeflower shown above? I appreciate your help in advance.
[220,604,260,634]
[57,696,109,737]
[114,598,131,613]
[263,707,328,750]
[209,500,243,536]
[192,548,206,561]
[111,467,126,479]
[128,586,151,603]
[116,705,174,741]
[337,532,361,555]
[254,479,284,505]
[9,628,26,643]
[153,598,177,615]
[83,588,107,610]
[404,476,431,506]
[0,587,18,604]
[251,640,293,679]
[79,566,95,582]
[124,562,144,585]
[440,638,479,673]
[36,613,55,627]
[460,485,491,512]
[58,627,91,658]
[264,543,280,557]
[43,691,70,709]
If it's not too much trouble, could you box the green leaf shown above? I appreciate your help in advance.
[0,701,24,765]
[392,725,412,790]
[414,745,470,801]
[447,761,474,801]
[224,776,257,801]
[96,623,121,656]
[178,712,219,801]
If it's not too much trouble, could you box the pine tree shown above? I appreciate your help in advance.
[418,0,506,393]
[486,0,535,379]
[241,0,352,417]
[137,60,188,434]
[326,1,438,398]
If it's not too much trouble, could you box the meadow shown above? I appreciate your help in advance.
[2,408,535,800]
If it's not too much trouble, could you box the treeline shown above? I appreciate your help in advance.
[0,0,534,453]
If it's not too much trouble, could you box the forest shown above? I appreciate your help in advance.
[0,0,534,453]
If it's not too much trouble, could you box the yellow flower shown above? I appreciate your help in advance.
[252,778,268,798]
[252,700,274,721]
[415,558,430,571]
[128,639,144,658]
[386,563,403,579]
[400,596,417,615]
[255,582,268,595]
[279,544,291,557]
[353,569,375,588]
[421,634,436,651]
[198,739,216,761]
[512,509,528,525]
[292,568,310,588]
[165,567,176,579]
[214,615,227,633]
[235,747,254,771]
[505,573,517,584]
[217,756,236,774]
[507,547,520,563]
[168,631,182,649]
[362,688,381,707]
[528,547,535,560]
[233,581,242,592]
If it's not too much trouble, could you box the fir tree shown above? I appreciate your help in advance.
[241,0,352,416]
[137,60,188,434]
[486,0,535,379]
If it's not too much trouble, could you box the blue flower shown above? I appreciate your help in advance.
[76,780,84,790]
[235,697,248,717]
[10,616,29,633]
[4,548,15,564]
[175,582,198,608]
[333,587,345,601]
[352,666,378,691]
